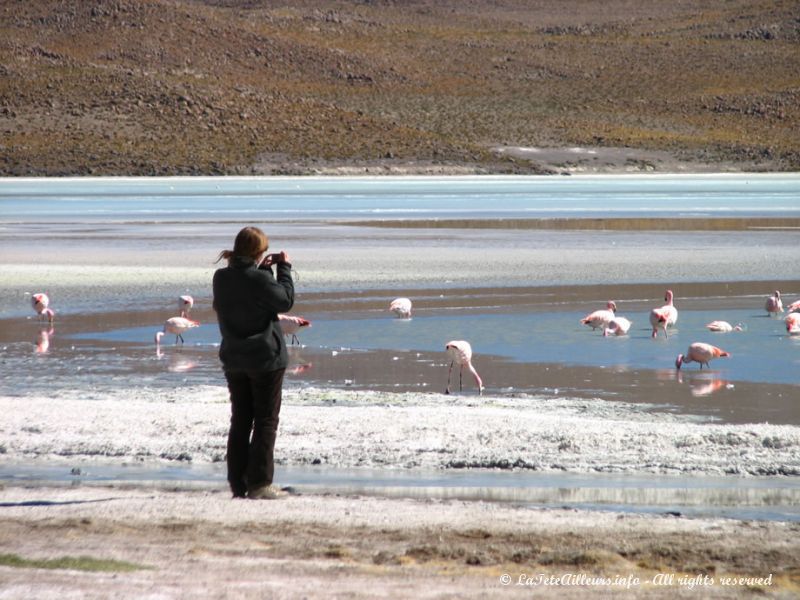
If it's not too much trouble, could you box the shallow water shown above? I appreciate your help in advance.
[2,174,800,221]
[61,306,800,385]
[1,297,797,425]
[4,462,799,522]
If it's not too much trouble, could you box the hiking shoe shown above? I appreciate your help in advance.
[248,485,288,500]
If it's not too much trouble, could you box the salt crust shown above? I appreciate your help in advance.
[2,386,798,476]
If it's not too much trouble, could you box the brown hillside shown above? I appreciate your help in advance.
[1,0,798,175]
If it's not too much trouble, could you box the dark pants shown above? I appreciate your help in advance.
[224,367,285,497]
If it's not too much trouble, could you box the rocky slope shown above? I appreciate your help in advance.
[1,0,798,175]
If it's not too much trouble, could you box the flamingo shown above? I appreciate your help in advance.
[444,340,484,395]
[580,300,617,331]
[649,289,678,338]
[155,316,199,346]
[785,298,800,313]
[278,314,311,345]
[31,293,55,323]
[389,297,413,319]
[786,313,800,335]
[765,290,783,316]
[179,295,194,317]
[705,321,743,333]
[603,316,632,337]
[675,342,730,370]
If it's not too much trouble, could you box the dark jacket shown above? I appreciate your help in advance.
[213,256,294,372]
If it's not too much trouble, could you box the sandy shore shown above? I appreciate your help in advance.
[1,484,798,599]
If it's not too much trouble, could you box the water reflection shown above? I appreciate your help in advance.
[35,327,53,354]
[287,347,312,376]
[166,354,198,373]
[689,378,731,398]
[287,363,313,376]
[155,346,198,373]
[673,370,732,397]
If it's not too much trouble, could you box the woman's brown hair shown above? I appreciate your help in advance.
[216,226,269,264]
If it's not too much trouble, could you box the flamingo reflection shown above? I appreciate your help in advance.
[35,327,54,354]
[689,378,730,397]
[286,363,313,376]
[286,346,312,375]
[155,346,198,372]
[168,355,198,373]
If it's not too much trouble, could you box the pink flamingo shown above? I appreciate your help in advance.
[649,289,678,338]
[389,297,413,319]
[31,293,55,323]
[765,290,783,316]
[580,300,617,331]
[179,295,194,317]
[444,340,484,395]
[155,316,199,346]
[278,314,312,345]
[786,298,800,313]
[675,342,730,370]
[603,316,631,337]
[786,313,800,335]
[705,320,743,333]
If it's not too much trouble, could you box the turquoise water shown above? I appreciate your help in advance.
[2,174,799,221]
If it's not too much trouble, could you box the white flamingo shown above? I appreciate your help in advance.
[675,342,730,370]
[155,316,199,346]
[649,289,678,338]
[179,295,194,317]
[444,340,484,395]
[389,297,413,319]
[580,300,617,331]
[765,290,783,316]
[31,293,55,323]
[278,314,312,345]
[603,316,632,337]
[705,320,743,333]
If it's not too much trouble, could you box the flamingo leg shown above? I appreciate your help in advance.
[459,366,463,392]
[445,361,454,394]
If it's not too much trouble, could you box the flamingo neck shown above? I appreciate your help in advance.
[468,363,483,389]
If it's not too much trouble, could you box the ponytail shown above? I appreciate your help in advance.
[215,249,234,264]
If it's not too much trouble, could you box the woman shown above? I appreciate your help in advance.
[213,226,294,499]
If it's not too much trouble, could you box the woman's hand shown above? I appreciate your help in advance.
[263,251,291,267]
